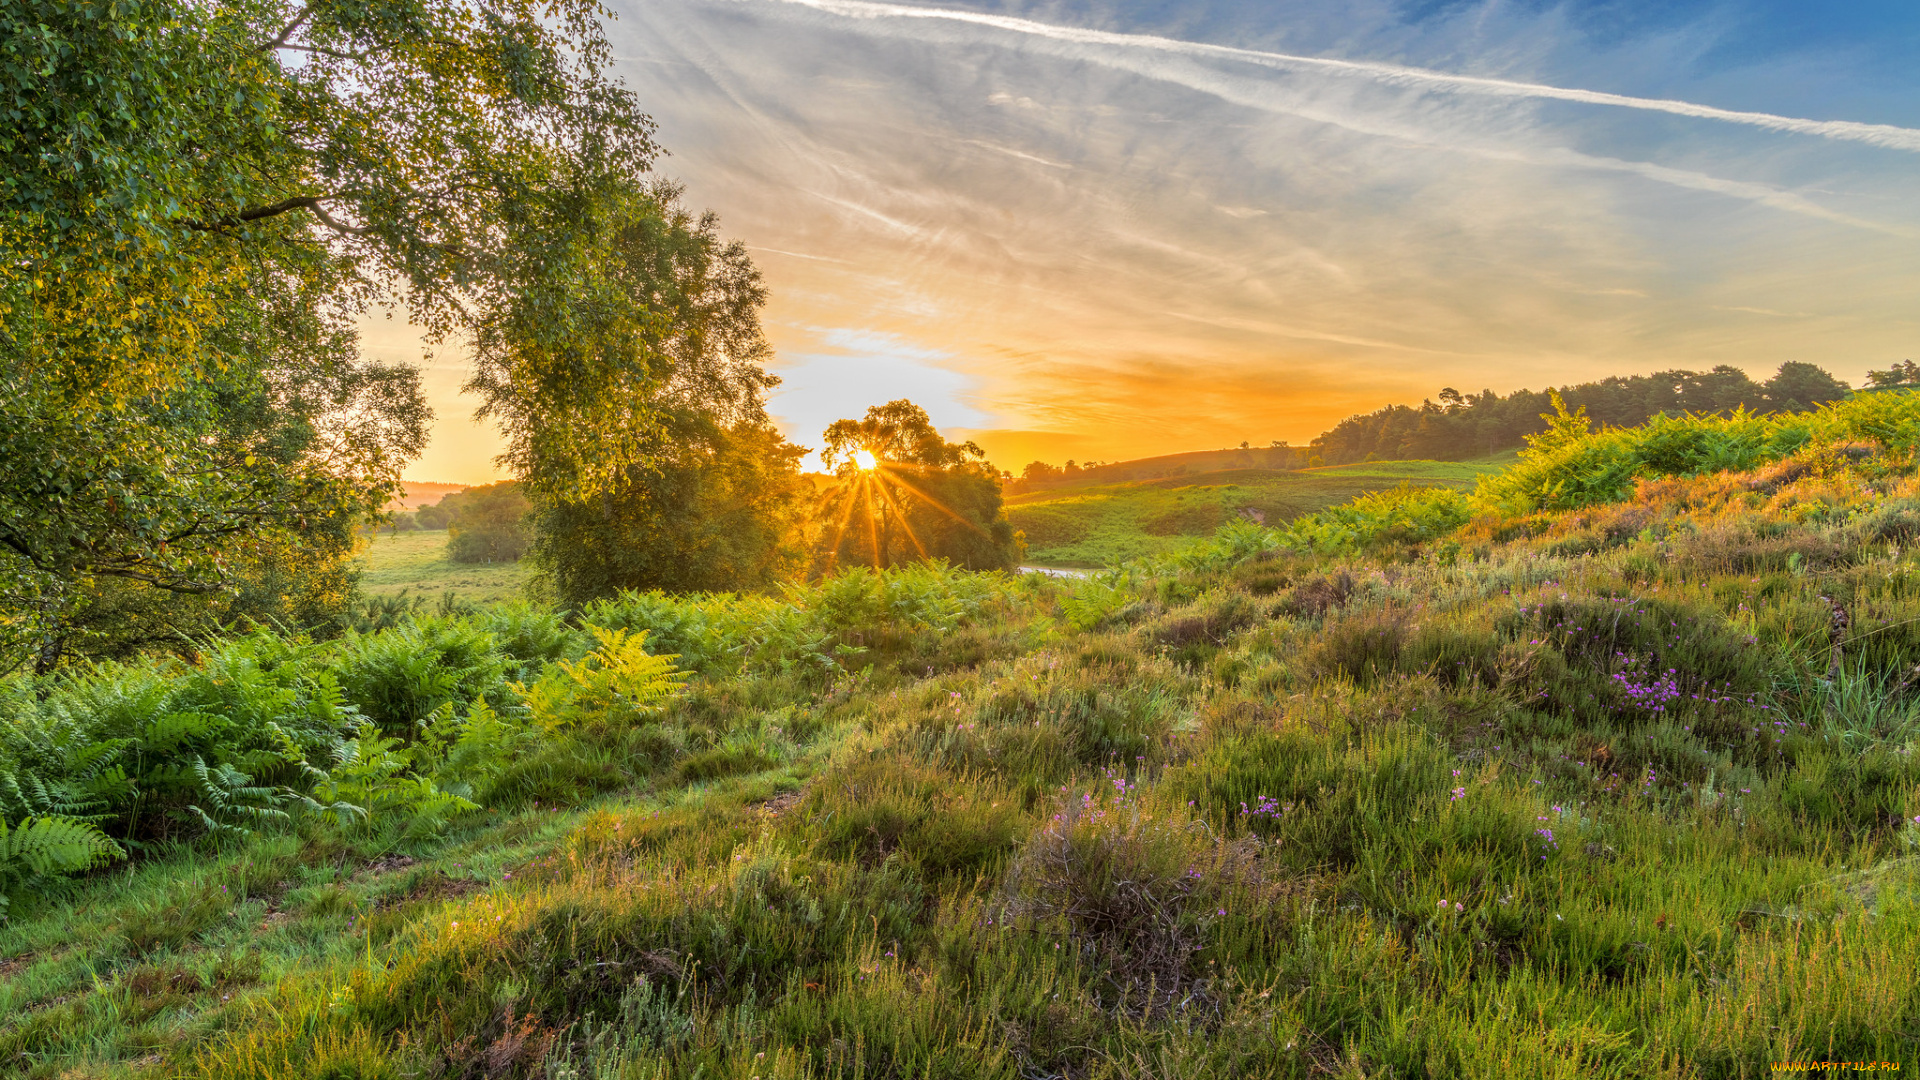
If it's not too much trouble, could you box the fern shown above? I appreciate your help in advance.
[309,725,478,838]
[183,757,292,836]
[519,625,687,730]
[0,816,123,917]
[1061,573,1134,632]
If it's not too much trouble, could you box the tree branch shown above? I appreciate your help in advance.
[186,196,324,231]
[274,43,370,61]
[260,4,315,53]
[310,201,372,236]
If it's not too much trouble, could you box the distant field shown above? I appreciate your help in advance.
[356,529,533,603]
[1007,456,1512,567]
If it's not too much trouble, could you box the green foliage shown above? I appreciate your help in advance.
[21,433,1920,1073]
[535,418,807,603]
[1060,572,1136,632]
[519,626,689,730]
[0,816,123,917]
[439,483,533,565]
[1312,362,1851,464]
[333,618,509,735]
[1275,484,1473,554]
[582,560,1017,679]
[1007,458,1495,568]
[514,185,809,603]
[1475,392,1920,515]
[0,0,673,670]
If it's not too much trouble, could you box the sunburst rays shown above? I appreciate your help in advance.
[818,455,987,569]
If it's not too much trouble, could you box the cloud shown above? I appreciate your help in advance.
[733,0,1913,235]
[383,0,1919,478]
[752,0,1920,152]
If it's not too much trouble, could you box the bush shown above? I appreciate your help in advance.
[439,482,532,563]
[1003,782,1258,1017]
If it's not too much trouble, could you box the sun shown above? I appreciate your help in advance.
[853,449,879,471]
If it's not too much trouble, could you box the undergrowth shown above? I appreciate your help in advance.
[6,399,1920,1078]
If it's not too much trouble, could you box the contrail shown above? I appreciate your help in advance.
[757,0,1920,153]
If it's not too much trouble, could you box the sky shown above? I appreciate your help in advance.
[396,0,1920,482]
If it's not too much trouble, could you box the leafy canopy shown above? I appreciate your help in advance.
[0,0,671,667]
[525,185,809,603]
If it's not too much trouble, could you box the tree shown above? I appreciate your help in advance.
[818,401,1019,572]
[1765,362,1851,412]
[1305,363,1851,466]
[1,0,663,668]
[1864,361,1919,390]
[527,187,808,604]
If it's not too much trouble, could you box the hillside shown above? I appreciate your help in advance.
[6,399,1920,1077]
[389,481,468,510]
[1007,445,1309,488]
[1008,457,1510,566]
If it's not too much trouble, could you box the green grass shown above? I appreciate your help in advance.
[356,529,533,604]
[1008,456,1508,567]
[10,440,1920,1078]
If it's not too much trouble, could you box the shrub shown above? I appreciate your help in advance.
[0,816,122,918]
[803,751,1025,880]
[1278,484,1471,554]
[1002,784,1257,1017]
[518,625,688,731]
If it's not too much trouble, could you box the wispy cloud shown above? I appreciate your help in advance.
[755,0,1920,151]
[401,0,1920,477]
[739,0,1913,235]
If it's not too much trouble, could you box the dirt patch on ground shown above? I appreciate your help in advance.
[756,790,806,817]
[362,854,419,877]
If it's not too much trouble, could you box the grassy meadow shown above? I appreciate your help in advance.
[1008,458,1508,567]
[6,402,1920,1077]
[357,529,535,605]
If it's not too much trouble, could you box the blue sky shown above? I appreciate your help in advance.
[397,0,1920,479]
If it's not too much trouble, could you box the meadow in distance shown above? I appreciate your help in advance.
[4,0,1920,1077]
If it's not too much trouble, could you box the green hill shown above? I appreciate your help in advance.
[1008,457,1512,567]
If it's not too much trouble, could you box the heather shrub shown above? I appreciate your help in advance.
[1002,781,1257,1018]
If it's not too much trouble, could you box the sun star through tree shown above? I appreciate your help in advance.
[815,401,1022,573]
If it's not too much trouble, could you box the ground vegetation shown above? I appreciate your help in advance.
[4,396,1920,1076]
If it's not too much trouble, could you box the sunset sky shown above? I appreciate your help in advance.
[392,0,1920,483]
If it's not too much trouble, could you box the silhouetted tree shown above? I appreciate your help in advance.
[819,401,1019,572]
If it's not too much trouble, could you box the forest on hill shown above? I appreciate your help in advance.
[1014,361,1878,486]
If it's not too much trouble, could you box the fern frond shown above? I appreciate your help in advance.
[0,816,123,877]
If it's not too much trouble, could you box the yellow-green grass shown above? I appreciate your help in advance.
[355,528,533,604]
[1008,456,1510,567]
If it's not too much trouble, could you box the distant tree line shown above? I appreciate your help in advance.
[1308,362,1850,465]
[1007,362,1861,482]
